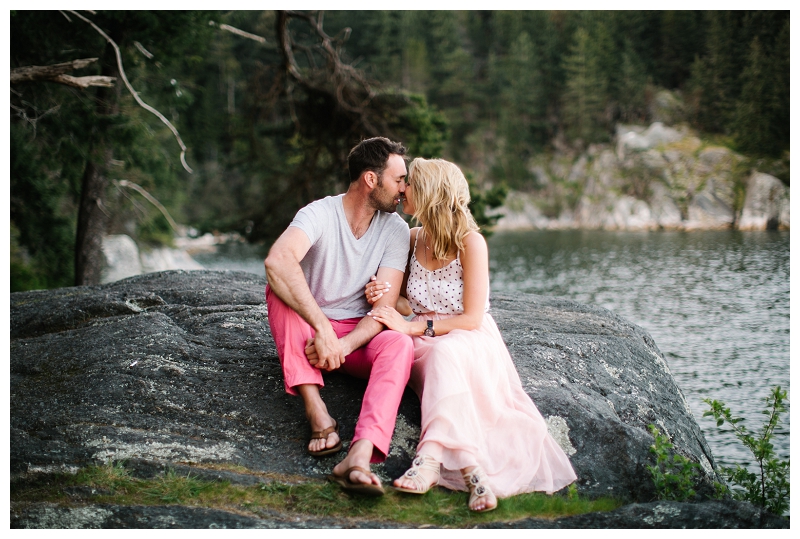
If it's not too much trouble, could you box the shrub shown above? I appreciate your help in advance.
[646,424,701,501]
[703,386,790,516]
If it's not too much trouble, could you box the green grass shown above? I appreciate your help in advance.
[11,462,623,527]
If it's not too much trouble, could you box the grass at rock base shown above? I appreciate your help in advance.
[11,462,623,527]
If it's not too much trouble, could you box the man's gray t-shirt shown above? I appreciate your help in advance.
[288,194,410,320]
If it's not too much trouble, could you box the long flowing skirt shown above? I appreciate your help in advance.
[409,312,577,497]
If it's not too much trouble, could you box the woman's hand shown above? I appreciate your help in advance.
[365,275,391,305]
[368,305,412,334]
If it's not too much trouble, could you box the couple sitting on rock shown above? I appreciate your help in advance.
[264,137,576,512]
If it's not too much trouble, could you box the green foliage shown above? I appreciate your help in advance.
[703,386,790,515]
[467,177,508,236]
[390,93,449,159]
[10,10,790,289]
[562,27,609,145]
[685,10,789,160]
[617,39,649,123]
[646,424,701,501]
[10,124,77,291]
[731,37,771,156]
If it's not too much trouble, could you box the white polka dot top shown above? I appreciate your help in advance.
[406,231,490,315]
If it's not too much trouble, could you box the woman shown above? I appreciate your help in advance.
[366,158,577,512]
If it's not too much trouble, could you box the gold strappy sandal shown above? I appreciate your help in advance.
[393,454,441,494]
[462,466,497,512]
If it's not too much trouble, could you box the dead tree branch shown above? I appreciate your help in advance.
[209,20,267,43]
[114,179,180,232]
[10,101,61,139]
[10,58,116,88]
[66,10,194,173]
[279,10,377,121]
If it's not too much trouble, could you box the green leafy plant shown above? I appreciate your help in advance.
[646,424,701,501]
[703,386,790,516]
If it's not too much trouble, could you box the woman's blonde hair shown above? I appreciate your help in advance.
[407,158,479,260]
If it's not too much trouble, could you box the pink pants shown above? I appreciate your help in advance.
[266,285,414,462]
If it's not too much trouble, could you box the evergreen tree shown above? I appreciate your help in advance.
[617,39,649,123]
[659,11,706,88]
[732,38,774,156]
[767,17,790,157]
[562,27,608,144]
[493,31,543,188]
[689,11,740,133]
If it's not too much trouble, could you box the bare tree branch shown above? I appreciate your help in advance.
[280,10,377,115]
[54,74,116,89]
[133,41,154,59]
[10,58,115,88]
[114,179,180,232]
[66,10,194,173]
[209,20,267,43]
[10,101,61,139]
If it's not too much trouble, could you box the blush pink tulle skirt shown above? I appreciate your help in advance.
[408,312,577,497]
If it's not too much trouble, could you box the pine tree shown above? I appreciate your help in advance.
[562,27,608,144]
[617,39,649,123]
[494,31,542,188]
[732,38,772,156]
[690,11,740,133]
[767,18,789,156]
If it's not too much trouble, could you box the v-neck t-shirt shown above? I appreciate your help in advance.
[288,194,410,319]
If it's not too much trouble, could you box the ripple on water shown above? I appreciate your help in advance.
[488,229,790,471]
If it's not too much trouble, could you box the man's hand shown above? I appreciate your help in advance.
[304,327,346,371]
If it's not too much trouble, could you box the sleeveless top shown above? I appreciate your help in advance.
[406,231,490,316]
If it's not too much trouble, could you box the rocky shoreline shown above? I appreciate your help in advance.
[9,270,788,528]
[488,123,789,233]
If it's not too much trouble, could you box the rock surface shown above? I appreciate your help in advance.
[11,500,787,529]
[738,172,791,230]
[11,270,775,528]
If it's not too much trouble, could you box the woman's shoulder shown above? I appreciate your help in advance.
[463,230,487,250]
[459,230,488,262]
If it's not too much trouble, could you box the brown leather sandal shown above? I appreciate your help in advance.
[328,466,385,496]
[308,419,343,457]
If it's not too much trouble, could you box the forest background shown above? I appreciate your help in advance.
[9,10,790,292]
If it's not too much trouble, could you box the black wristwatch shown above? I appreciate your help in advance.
[423,320,435,337]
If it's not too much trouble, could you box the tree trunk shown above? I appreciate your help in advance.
[74,155,110,285]
[74,47,120,286]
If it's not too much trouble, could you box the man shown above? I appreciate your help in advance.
[264,137,413,495]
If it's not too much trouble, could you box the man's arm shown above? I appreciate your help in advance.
[264,227,345,371]
[339,266,405,355]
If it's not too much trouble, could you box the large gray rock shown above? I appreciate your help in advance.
[737,172,790,230]
[12,271,737,525]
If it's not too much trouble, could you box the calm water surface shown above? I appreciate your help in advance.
[488,229,790,471]
[196,229,790,470]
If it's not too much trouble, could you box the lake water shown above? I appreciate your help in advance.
[194,229,790,471]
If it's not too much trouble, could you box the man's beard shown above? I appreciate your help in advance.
[369,179,398,213]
